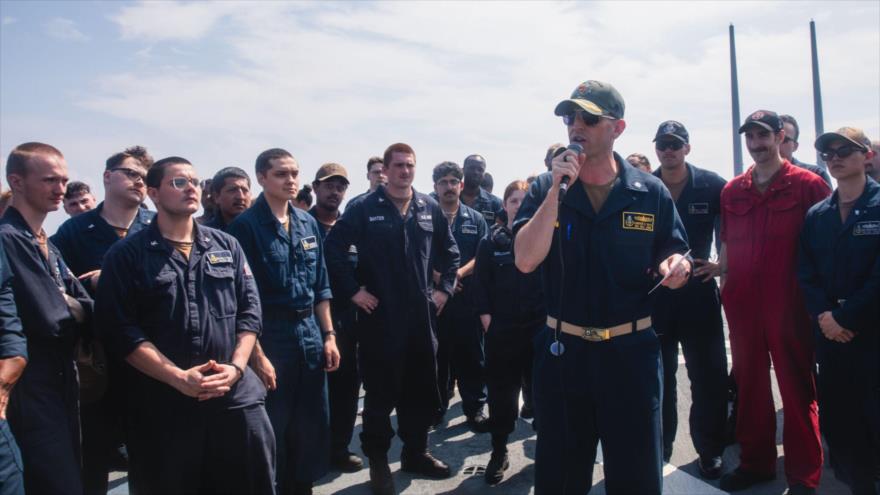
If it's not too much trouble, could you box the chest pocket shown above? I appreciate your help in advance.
[722,198,754,241]
[138,269,177,323]
[263,250,290,289]
[204,264,236,318]
[765,192,802,240]
[298,238,320,287]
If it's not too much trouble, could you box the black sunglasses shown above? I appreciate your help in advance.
[655,140,684,151]
[562,111,607,127]
[169,177,201,190]
[820,146,862,161]
[112,167,146,182]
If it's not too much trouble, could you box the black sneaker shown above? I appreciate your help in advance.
[698,455,723,480]
[466,411,490,434]
[368,457,394,495]
[331,450,364,472]
[400,451,452,479]
[719,468,774,492]
[783,485,816,495]
[484,450,509,485]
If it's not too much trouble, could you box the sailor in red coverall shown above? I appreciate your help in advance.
[718,110,830,495]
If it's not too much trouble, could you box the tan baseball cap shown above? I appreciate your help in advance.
[814,127,871,152]
[314,162,349,183]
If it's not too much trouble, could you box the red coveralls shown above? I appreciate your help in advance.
[720,160,830,488]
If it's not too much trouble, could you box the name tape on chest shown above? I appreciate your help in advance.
[418,213,432,222]
[481,210,495,221]
[461,224,479,235]
[622,211,655,232]
[369,215,385,222]
[301,236,319,250]
[853,221,880,236]
[207,250,233,264]
[688,202,709,215]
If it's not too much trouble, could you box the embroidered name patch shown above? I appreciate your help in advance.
[301,236,319,250]
[481,211,495,221]
[207,250,233,264]
[853,221,880,236]
[622,212,655,232]
[369,216,385,222]
[419,214,432,221]
[461,224,479,235]
[688,203,709,215]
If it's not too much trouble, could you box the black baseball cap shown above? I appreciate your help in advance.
[554,80,625,120]
[653,120,689,144]
[738,110,783,133]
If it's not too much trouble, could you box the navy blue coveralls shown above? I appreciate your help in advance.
[514,156,690,495]
[465,188,504,225]
[473,223,546,449]
[96,220,274,494]
[227,194,333,489]
[0,247,26,495]
[324,187,459,459]
[200,214,232,232]
[0,206,94,495]
[51,201,154,494]
[308,206,362,458]
[798,177,880,494]
[651,163,729,462]
[436,202,488,420]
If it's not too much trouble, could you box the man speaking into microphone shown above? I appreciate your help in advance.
[513,80,691,495]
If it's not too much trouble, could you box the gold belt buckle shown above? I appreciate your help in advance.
[581,327,609,342]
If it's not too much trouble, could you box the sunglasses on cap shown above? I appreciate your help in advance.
[169,177,201,190]
[655,140,685,151]
[562,111,612,127]
[820,146,863,161]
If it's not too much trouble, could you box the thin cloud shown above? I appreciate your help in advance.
[2,16,17,26]
[44,17,89,42]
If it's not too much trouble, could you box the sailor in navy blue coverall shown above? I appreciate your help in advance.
[0,247,26,495]
[798,129,880,495]
[514,82,691,495]
[324,144,459,495]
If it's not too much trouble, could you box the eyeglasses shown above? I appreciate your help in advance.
[562,111,612,127]
[436,178,461,188]
[820,146,862,161]
[112,167,146,183]
[169,177,201,190]
[655,140,684,151]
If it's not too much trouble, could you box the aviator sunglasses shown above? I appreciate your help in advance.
[563,110,612,127]
[655,140,685,152]
[820,146,862,161]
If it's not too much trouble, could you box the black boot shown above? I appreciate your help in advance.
[368,455,394,495]
[484,448,509,485]
[400,450,452,479]
[331,449,364,472]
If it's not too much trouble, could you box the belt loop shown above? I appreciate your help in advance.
[631,320,636,334]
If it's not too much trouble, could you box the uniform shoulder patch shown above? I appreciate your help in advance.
[301,235,319,250]
[853,220,880,236]
[622,211,655,232]
[207,250,233,264]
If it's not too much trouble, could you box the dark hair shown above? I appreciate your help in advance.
[544,143,564,170]
[106,145,154,171]
[366,156,383,173]
[255,148,294,176]
[296,184,313,207]
[64,181,92,200]
[503,180,529,204]
[6,142,64,178]
[146,156,192,189]
[779,115,799,141]
[383,143,415,167]
[211,167,250,195]
[432,161,463,183]
[481,172,494,192]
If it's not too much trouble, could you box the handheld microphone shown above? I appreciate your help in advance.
[557,143,583,201]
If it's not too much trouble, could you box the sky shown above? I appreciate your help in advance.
[1,0,878,233]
